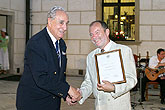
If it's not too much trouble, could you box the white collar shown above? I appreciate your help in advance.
[46,27,58,47]
[102,40,113,52]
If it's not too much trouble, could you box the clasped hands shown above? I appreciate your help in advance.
[67,86,82,106]
[66,80,115,106]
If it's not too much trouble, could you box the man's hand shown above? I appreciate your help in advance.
[156,62,165,68]
[160,76,165,80]
[66,95,77,106]
[68,86,82,102]
[97,80,115,92]
[159,63,165,67]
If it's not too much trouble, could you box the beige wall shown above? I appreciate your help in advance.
[138,0,165,57]
[0,0,165,75]
[31,0,96,74]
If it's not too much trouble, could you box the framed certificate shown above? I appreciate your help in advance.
[95,49,126,84]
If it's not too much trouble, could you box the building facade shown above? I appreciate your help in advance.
[0,0,164,75]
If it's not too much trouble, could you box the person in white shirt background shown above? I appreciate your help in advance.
[142,48,165,104]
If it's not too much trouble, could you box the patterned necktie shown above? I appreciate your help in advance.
[55,41,61,65]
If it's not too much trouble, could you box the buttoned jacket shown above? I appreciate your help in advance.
[16,27,69,110]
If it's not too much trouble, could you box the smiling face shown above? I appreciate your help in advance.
[89,22,110,49]
[47,10,69,40]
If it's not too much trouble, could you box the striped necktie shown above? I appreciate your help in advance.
[55,41,61,66]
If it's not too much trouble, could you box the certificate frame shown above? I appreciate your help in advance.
[95,49,126,84]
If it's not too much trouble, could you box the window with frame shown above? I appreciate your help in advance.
[103,0,135,41]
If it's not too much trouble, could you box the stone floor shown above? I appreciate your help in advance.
[0,74,164,110]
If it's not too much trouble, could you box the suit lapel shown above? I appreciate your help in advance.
[43,27,60,69]
[108,40,117,51]
[92,49,100,84]
[59,39,67,71]
[58,39,67,81]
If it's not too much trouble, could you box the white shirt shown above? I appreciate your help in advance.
[101,40,113,53]
[46,27,58,48]
[46,27,61,66]
[149,55,165,77]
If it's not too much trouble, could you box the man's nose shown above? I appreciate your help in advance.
[91,34,97,39]
[62,24,67,31]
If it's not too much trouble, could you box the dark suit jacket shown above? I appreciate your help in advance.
[16,27,70,110]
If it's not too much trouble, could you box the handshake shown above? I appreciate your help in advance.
[67,86,82,106]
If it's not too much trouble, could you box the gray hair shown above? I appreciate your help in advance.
[47,6,65,20]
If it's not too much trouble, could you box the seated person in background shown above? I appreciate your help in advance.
[141,48,165,104]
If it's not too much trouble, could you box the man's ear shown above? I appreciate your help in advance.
[105,28,110,37]
[47,18,52,26]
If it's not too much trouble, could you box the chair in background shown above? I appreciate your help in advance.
[144,51,160,100]
[138,51,149,68]
[133,53,142,79]
[145,81,160,100]
[133,53,141,68]
[132,53,141,91]
[145,51,149,67]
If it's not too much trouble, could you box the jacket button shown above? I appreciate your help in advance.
[64,72,66,74]
[53,96,56,99]
[54,72,56,74]
[58,93,63,96]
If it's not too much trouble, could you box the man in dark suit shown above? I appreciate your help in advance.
[16,6,81,110]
